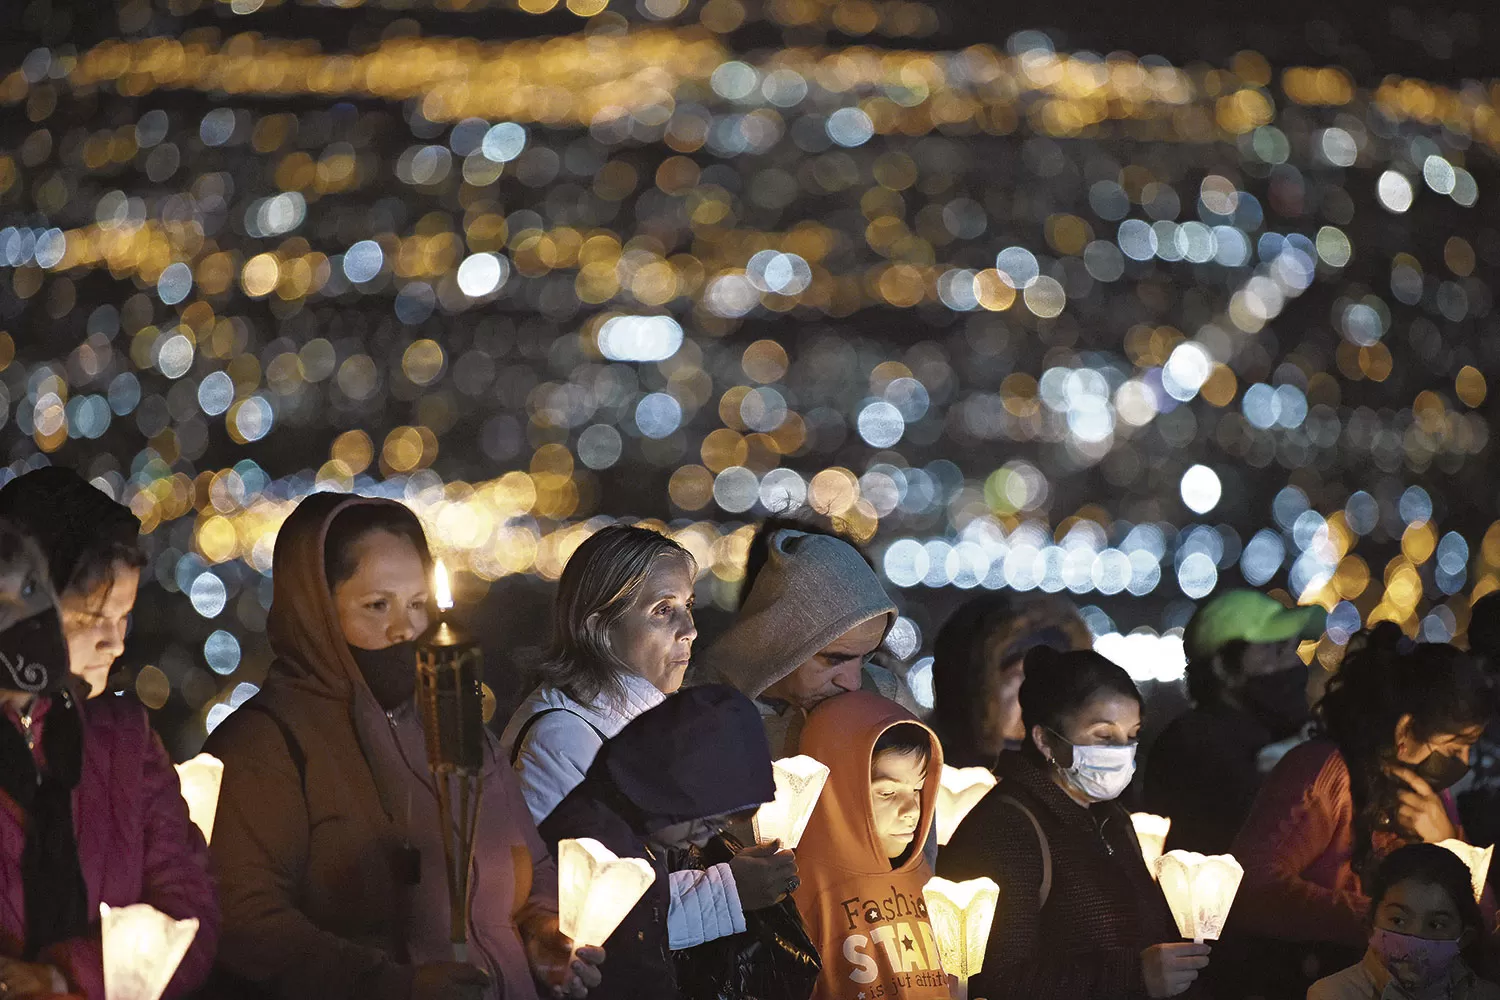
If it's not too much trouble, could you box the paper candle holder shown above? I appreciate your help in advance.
[1437,839,1494,901]
[1153,850,1244,944]
[174,753,224,845]
[936,765,997,846]
[1131,812,1172,877]
[751,755,830,849]
[558,837,658,949]
[100,902,200,1000]
[922,876,1000,982]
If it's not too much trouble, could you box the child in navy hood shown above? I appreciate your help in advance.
[538,684,777,1000]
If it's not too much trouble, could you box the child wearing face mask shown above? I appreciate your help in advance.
[1308,843,1500,1000]
[792,691,950,1000]
[938,646,1210,1000]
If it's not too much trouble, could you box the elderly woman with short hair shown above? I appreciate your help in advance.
[502,524,797,950]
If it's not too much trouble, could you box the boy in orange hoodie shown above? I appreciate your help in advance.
[794,690,952,1000]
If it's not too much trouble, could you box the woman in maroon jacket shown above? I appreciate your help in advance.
[0,469,218,998]
[938,646,1211,1000]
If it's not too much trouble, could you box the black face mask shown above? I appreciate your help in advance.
[347,641,417,711]
[1413,749,1470,792]
[1239,666,1311,741]
[0,608,72,696]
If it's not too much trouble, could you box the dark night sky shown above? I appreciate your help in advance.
[7,0,1500,85]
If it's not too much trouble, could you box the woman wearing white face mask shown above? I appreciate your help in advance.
[938,646,1213,1000]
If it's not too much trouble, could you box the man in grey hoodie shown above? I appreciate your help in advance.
[699,529,897,758]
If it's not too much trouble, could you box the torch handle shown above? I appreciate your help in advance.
[951,973,968,1000]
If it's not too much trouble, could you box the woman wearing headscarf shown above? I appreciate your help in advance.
[0,468,217,999]
[207,493,602,1000]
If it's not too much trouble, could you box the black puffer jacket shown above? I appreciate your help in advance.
[538,684,775,1000]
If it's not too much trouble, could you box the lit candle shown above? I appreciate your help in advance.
[751,755,830,849]
[558,837,658,950]
[100,902,200,1000]
[1437,839,1493,901]
[1131,812,1172,877]
[174,753,224,844]
[922,875,1000,1000]
[936,765,997,846]
[415,558,486,962]
[1154,850,1244,944]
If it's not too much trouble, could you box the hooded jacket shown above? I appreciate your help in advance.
[206,493,557,1000]
[699,530,896,758]
[793,692,949,1000]
[538,685,775,1000]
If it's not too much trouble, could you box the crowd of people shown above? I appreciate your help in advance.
[0,470,1496,1000]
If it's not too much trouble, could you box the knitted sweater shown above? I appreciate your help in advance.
[937,751,1189,1000]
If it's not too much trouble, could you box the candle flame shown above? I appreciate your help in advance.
[434,558,453,611]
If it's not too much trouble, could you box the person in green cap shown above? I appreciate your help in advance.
[1142,589,1327,855]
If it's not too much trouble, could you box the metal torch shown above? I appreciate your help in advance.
[415,559,485,963]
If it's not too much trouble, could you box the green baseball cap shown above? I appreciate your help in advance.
[1183,590,1328,661]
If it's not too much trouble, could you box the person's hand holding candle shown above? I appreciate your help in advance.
[522,913,605,998]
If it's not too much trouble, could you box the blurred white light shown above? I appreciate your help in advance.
[883,538,930,588]
[713,466,759,513]
[740,387,787,432]
[1095,631,1186,683]
[456,253,508,297]
[577,424,623,470]
[1377,171,1414,213]
[189,573,228,618]
[200,108,235,146]
[995,247,1040,289]
[598,315,683,362]
[33,229,65,269]
[481,122,527,162]
[1212,226,1250,267]
[1117,219,1158,261]
[156,333,194,379]
[343,240,384,282]
[634,392,682,438]
[710,61,759,100]
[1423,155,1456,195]
[758,468,807,512]
[1326,601,1361,644]
[1162,342,1212,400]
[826,107,874,147]
[1180,465,1222,514]
[1240,529,1285,586]
[233,396,274,442]
[1177,552,1218,599]
[907,656,935,709]
[157,263,193,305]
[885,617,921,659]
[204,630,241,675]
[1318,127,1358,166]
[198,371,234,416]
[1452,168,1478,207]
[857,401,905,448]
[704,274,759,317]
[1024,276,1067,318]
